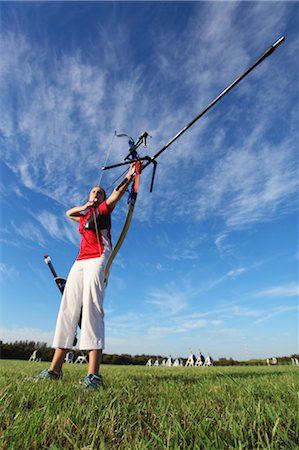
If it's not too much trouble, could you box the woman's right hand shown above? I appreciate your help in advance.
[84,200,96,209]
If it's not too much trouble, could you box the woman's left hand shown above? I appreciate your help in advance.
[127,163,136,180]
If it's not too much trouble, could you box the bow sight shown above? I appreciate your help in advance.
[102,131,158,192]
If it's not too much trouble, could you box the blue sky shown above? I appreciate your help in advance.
[0,1,298,360]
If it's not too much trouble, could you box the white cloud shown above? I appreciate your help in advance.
[0,30,146,207]
[217,306,261,319]
[35,210,78,245]
[254,305,298,324]
[10,220,46,247]
[167,246,200,262]
[215,233,233,256]
[140,5,298,230]
[0,326,54,346]
[0,262,18,279]
[146,283,188,315]
[211,320,224,326]
[255,284,299,298]
[1,2,297,235]
[227,268,247,278]
[193,139,298,229]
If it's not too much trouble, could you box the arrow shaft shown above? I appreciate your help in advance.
[141,36,285,171]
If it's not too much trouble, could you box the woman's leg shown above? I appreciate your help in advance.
[88,349,102,375]
[50,348,69,373]
[52,260,83,350]
[80,257,107,372]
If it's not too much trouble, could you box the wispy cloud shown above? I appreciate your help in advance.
[227,268,247,278]
[1,2,297,232]
[0,326,54,345]
[105,300,266,348]
[1,206,78,248]
[10,220,46,247]
[215,232,234,257]
[161,232,204,262]
[0,262,18,279]
[193,139,298,229]
[254,305,298,324]
[142,3,298,229]
[0,180,27,200]
[35,210,78,245]
[145,283,188,315]
[197,266,249,293]
[255,284,299,299]
[0,29,148,208]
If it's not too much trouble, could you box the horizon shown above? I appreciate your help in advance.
[2,339,298,363]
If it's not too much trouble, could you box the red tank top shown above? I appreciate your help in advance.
[77,201,112,260]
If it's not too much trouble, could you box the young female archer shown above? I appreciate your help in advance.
[36,164,135,389]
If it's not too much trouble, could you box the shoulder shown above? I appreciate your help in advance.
[98,200,113,214]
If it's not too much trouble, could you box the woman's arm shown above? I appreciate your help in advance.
[66,164,135,221]
[106,164,135,211]
[66,201,94,223]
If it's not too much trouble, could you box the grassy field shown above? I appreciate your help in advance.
[0,360,298,449]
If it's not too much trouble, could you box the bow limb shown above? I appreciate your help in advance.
[104,200,136,287]
[104,161,141,287]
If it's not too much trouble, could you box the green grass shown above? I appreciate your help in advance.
[0,360,298,449]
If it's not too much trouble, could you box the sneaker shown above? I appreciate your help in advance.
[34,368,62,381]
[80,374,103,390]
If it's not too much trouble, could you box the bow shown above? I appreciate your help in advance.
[103,139,143,286]
[103,187,135,286]
[101,37,285,285]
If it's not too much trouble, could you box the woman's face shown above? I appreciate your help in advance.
[89,186,105,204]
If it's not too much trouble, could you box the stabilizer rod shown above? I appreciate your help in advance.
[141,36,285,171]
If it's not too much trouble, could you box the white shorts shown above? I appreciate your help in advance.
[52,256,108,350]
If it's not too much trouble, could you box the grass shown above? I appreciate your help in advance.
[0,360,298,449]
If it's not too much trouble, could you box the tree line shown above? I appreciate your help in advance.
[0,340,297,366]
[0,340,166,365]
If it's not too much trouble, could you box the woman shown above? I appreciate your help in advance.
[36,164,135,389]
